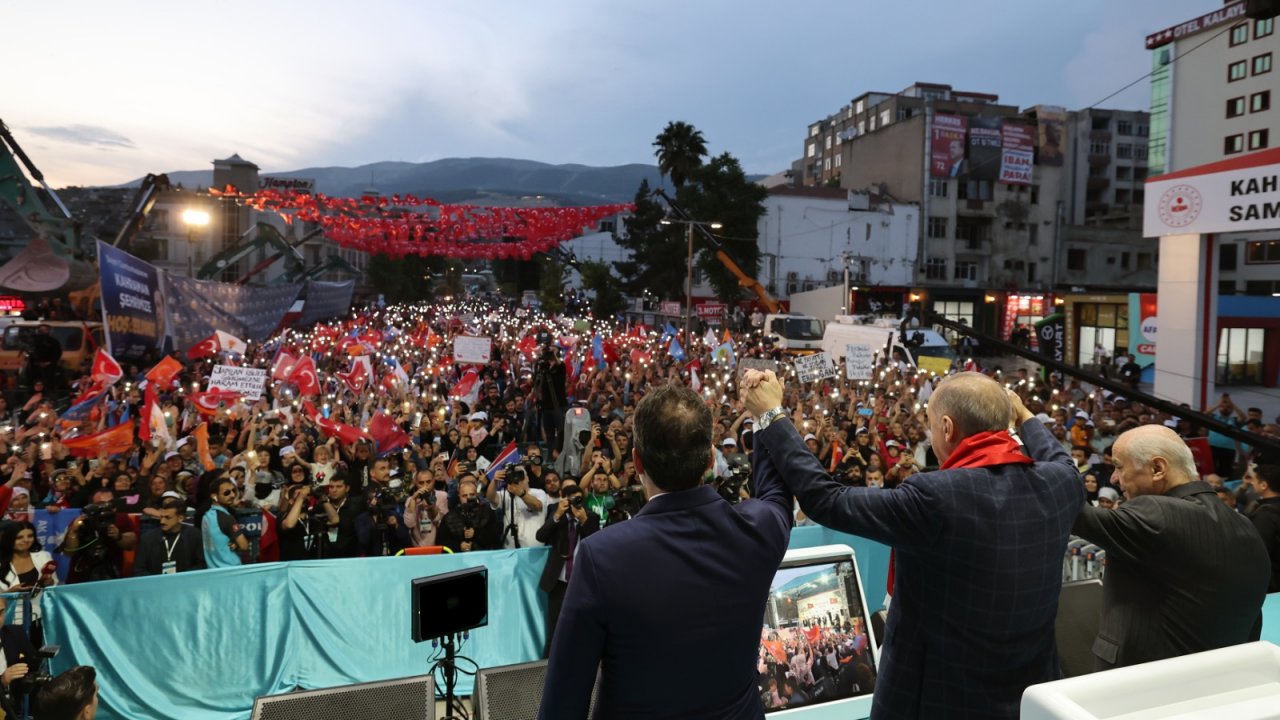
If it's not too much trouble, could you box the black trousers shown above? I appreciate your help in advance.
[544,580,568,658]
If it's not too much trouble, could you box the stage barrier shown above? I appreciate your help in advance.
[40,526,888,720]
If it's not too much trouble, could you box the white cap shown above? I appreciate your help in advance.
[469,411,488,422]
[279,445,297,457]
[803,433,818,442]
[164,451,180,461]
[1075,410,1090,420]
[175,437,190,449]
[885,440,902,449]
[161,491,185,500]
[721,437,737,447]
[1098,487,1119,502]
[1163,419,1178,428]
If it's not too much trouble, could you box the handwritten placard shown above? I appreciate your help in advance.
[794,352,839,384]
[453,336,493,364]
[208,365,268,398]
[845,344,874,380]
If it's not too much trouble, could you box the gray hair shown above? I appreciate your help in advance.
[1120,426,1199,482]
[929,372,1012,438]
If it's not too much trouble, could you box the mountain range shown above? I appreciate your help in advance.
[130,157,669,205]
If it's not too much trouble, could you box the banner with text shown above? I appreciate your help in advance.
[1143,147,1280,236]
[453,336,493,364]
[165,275,303,353]
[297,280,356,327]
[931,114,969,177]
[794,352,839,384]
[967,117,1002,181]
[1036,106,1067,167]
[1128,293,1158,369]
[845,344,874,380]
[97,241,165,358]
[1034,313,1065,365]
[208,365,269,398]
[695,302,727,320]
[1000,122,1035,185]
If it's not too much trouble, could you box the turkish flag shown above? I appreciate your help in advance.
[369,412,411,456]
[190,389,242,416]
[91,349,123,387]
[145,355,183,389]
[271,351,298,382]
[337,356,372,394]
[518,335,538,359]
[64,420,136,458]
[287,356,320,396]
[1185,437,1214,477]
[187,333,221,360]
[315,416,372,445]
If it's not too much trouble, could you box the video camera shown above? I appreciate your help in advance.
[10,644,59,697]
[457,497,487,527]
[715,464,750,504]
[607,486,646,524]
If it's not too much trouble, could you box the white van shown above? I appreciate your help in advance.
[821,318,955,373]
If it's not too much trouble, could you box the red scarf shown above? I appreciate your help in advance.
[886,430,1032,596]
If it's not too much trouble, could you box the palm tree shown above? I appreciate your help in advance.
[653,121,708,188]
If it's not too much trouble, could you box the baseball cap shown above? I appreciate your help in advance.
[175,437,190,449]
[279,445,297,457]
[469,411,488,422]
[164,451,180,461]
[721,438,737,447]
[161,490,185,500]
[803,433,818,442]
[1162,419,1178,428]
[885,440,902,449]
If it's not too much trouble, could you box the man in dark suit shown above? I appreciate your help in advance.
[744,370,1083,720]
[535,479,599,657]
[1073,425,1270,670]
[539,383,793,719]
[0,594,40,717]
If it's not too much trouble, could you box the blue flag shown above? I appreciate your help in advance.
[712,341,737,367]
[592,334,605,367]
[668,336,686,362]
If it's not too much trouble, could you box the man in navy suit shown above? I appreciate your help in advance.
[744,371,1083,720]
[539,383,793,719]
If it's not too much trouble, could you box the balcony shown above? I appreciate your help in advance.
[1087,176,1111,191]
[954,240,992,256]
[1085,201,1111,216]
[1089,129,1113,143]
[957,199,996,217]
[1088,153,1112,166]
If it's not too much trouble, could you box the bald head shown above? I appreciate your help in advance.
[926,372,1012,463]
[1111,424,1197,499]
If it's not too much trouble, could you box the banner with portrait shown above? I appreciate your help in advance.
[930,114,969,177]
[165,275,303,353]
[1036,106,1067,167]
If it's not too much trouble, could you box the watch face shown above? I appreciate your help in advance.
[1157,185,1202,228]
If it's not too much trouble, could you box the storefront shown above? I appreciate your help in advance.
[1217,296,1280,388]
[1063,294,1131,370]
[1000,293,1054,349]
[919,288,999,339]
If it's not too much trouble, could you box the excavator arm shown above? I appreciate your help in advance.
[197,222,306,280]
[112,173,171,248]
[272,252,359,285]
[651,188,780,313]
[0,117,80,254]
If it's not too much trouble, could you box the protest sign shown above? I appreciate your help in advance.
[845,344,874,380]
[208,365,268,398]
[794,352,839,384]
[454,336,493,364]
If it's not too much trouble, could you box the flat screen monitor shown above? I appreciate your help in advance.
[761,544,878,715]
[412,567,488,643]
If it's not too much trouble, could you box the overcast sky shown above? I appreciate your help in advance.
[3,0,1211,188]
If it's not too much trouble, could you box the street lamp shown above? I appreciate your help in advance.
[182,208,210,278]
[660,217,722,346]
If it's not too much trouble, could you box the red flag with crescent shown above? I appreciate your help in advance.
[287,356,320,396]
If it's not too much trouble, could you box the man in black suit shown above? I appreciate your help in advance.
[1246,464,1280,592]
[539,383,792,719]
[0,594,40,716]
[745,370,1083,720]
[133,497,205,576]
[535,480,599,657]
[1073,424,1270,670]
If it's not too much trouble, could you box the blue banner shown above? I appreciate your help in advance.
[164,275,302,354]
[97,241,165,358]
[33,508,80,583]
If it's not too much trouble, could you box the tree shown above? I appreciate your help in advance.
[653,121,708,189]
[365,253,441,304]
[538,257,567,314]
[613,179,685,300]
[676,153,768,304]
[578,260,628,320]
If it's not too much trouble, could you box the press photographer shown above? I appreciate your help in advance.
[437,476,499,553]
[360,486,410,557]
[59,489,137,583]
[535,480,598,655]
[402,469,448,548]
[278,483,339,560]
[323,474,364,559]
[486,465,546,548]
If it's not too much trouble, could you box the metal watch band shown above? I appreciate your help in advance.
[755,406,787,431]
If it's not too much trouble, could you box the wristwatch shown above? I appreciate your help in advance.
[755,406,787,432]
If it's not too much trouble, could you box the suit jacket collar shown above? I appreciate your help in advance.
[1166,480,1214,500]
[635,484,721,517]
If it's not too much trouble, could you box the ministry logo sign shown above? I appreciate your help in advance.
[1157,184,1203,228]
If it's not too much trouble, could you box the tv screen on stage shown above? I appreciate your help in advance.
[759,545,878,714]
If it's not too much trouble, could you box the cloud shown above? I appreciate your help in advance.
[26,124,136,150]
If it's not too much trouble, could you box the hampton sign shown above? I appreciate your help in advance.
[1144,147,1280,237]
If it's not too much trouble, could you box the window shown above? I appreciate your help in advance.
[897,107,911,121]
[924,257,947,280]
[958,180,993,201]
[1231,23,1250,46]
[1116,166,1132,180]
[1137,123,1149,137]
[1220,280,1237,295]
[880,109,891,127]
[824,158,832,171]
[1135,145,1148,160]
[933,300,974,336]
[824,136,832,150]
[1089,141,1110,155]
[1252,91,1271,112]
[810,126,820,138]
[869,115,877,131]
[1134,189,1146,204]
[1249,129,1270,150]
[955,261,978,281]
[854,100,864,114]
[1117,143,1133,158]
[1028,224,1039,245]
[1228,96,1247,117]
[857,121,866,135]
[928,178,948,197]
[834,154,842,168]
[1076,302,1129,367]
[1245,280,1280,295]
[1217,327,1266,385]
[1225,134,1245,154]
[1067,248,1087,271]
[1135,167,1148,181]
[1230,60,1248,81]
[1137,252,1154,270]
[1258,17,1275,39]
[1030,185,1040,204]
[1117,120,1133,135]
[927,216,948,239]
[1253,53,1272,76]
[1246,240,1280,263]
[599,219,616,233]
[807,143,816,158]
[955,218,992,248]
[1221,243,1238,271]
[1121,252,1131,270]
[1116,188,1132,205]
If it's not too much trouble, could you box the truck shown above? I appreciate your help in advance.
[821,316,956,374]
[652,189,822,354]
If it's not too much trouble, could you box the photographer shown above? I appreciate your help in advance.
[133,498,204,576]
[198,478,249,568]
[278,481,339,560]
[485,465,547,549]
[437,476,499,553]
[532,348,568,449]
[323,474,364,559]
[522,444,546,489]
[60,489,137,583]
[581,463,615,526]
[360,485,410,557]
[535,480,598,656]
[402,469,448,547]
